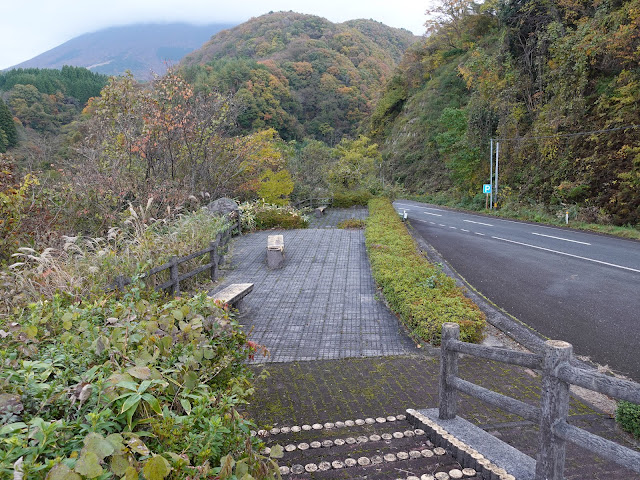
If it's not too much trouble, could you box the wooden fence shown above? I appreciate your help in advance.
[439,322,640,480]
[292,197,332,209]
[112,215,241,296]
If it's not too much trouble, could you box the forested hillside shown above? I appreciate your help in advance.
[373,0,640,226]
[180,12,417,142]
[0,67,107,155]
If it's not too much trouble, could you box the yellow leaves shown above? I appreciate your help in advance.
[257,169,294,205]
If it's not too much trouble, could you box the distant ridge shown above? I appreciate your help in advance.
[8,23,235,79]
[179,12,418,141]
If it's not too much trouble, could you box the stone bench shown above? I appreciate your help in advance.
[209,283,253,307]
[267,234,285,269]
[314,205,328,217]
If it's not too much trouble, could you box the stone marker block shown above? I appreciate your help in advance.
[267,234,285,269]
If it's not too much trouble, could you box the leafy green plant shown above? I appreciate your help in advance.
[365,197,485,344]
[0,287,276,479]
[616,401,640,439]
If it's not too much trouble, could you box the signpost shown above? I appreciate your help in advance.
[483,184,492,209]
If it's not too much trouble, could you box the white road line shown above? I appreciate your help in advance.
[461,229,469,232]
[394,203,442,216]
[491,236,640,273]
[532,232,591,245]
[464,219,494,227]
[395,203,447,212]
[475,232,485,236]
[438,224,446,227]
[450,226,457,229]
[429,221,436,225]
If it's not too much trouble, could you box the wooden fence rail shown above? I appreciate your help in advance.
[292,197,333,209]
[439,322,640,480]
[112,215,241,296]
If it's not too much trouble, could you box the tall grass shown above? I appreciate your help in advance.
[1,200,229,315]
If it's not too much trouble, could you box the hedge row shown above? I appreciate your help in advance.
[365,197,486,344]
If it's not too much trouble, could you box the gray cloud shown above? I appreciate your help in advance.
[1,0,428,70]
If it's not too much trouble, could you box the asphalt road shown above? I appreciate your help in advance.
[394,200,640,382]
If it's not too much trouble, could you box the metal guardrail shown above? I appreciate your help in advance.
[111,215,241,296]
[439,322,640,479]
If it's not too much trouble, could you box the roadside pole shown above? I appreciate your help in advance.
[494,141,500,208]
[489,139,494,209]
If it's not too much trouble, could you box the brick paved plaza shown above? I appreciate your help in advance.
[211,208,417,362]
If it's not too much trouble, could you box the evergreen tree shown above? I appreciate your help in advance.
[0,127,7,153]
[0,99,17,149]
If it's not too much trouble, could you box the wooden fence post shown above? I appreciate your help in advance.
[210,239,220,281]
[535,340,572,480]
[169,256,180,296]
[439,322,460,420]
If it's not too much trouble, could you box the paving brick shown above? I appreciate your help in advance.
[212,209,416,363]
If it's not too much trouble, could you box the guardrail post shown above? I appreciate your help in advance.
[536,340,572,480]
[439,322,460,420]
[169,256,180,296]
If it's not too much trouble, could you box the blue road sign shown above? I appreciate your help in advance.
[483,184,492,194]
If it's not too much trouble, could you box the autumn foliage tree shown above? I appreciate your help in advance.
[76,70,292,216]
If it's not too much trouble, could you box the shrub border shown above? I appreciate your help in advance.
[365,197,486,344]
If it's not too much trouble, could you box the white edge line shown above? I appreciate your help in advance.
[492,236,640,273]
[532,232,591,245]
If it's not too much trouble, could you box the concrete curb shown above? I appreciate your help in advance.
[407,408,530,480]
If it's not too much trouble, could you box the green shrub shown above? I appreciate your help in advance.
[365,197,485,344]
[0,286,278,479]
[332,190,372,208]
[255,210,309,230]
[616,401,640,438]
[240,200,309,231]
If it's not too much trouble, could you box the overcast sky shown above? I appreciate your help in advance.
[0,1,431,70]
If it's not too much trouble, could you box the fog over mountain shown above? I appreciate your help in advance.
[7,23,235,79]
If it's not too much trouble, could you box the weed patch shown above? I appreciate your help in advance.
[616,401,640,439]
[337,218,366,229]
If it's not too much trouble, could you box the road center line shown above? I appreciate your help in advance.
[421,212,443,217]
[461,229,469,232]
[491,236,640,273]
[464,219,494,227]
[532,232,591,245]
[475,232,485,236]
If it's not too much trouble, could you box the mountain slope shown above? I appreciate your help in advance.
[372,1,640,226]
[9,23,234,79]
[180,12,418,141]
